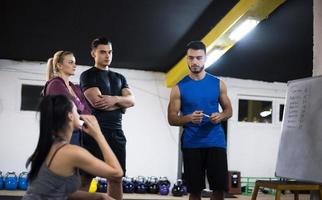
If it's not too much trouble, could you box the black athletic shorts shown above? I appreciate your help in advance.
[82,128,127,178]
[182,147,228,194]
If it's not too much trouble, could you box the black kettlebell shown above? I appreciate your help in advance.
[97,178,107,193]
[134,176,146,193]
[158,176,170,188]
[122,177,135,193]
[147,176,159,194]
[172,179,184,196]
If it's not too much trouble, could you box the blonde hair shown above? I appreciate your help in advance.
[47,51,73,80]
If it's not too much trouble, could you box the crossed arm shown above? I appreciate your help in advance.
[84,87,135,111]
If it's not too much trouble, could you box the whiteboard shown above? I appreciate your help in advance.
[275,76,322,183]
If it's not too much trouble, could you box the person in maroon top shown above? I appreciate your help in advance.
[43,50,91,145]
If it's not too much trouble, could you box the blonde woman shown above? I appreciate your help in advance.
[44,51,91,145]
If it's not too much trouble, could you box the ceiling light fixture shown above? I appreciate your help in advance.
[166,0,286,87]
[205,49,226,68]
[229,19,259,41]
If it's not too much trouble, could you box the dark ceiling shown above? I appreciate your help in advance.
[0,0,313,83]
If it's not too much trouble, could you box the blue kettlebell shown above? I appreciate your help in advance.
[182,185,188,195]
[18,172,29,190]
[0,171,3,189]
[158,176,170,195]
[159,184,169,195]
[5,171,18,190]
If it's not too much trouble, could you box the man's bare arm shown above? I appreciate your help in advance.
[114,88,135,108]
[84,87,134,111]
[168,86,202,126]
[209,81,232,123]
[83,87,120,111]
[218,80,233,120]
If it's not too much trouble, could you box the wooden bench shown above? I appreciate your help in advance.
[251,180,322,200]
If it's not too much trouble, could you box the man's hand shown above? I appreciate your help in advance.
[190,111,204,124]
[94,95,118,109]
[209,112,224,124]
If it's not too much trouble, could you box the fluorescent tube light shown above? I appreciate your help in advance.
[205,49,226,68]
[229,19,259,41]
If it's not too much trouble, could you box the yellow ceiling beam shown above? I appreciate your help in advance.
[165,0,286,88]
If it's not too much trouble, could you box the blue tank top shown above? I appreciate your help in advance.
[178,73,226,148]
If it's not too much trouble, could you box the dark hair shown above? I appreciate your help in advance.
[26,95,73,182]
[186,41,206,53]
[91,37,112,50]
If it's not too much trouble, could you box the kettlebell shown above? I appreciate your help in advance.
[122,177,135,193]
[182,185,188,195]
[147,176,159,194]
[0,171,3,190]
[5,171,18,190]
[97,178,108,193]
[158,176,170,188]
[181,179,188,195]
[88,177,99,193]
[159,184,169,195]
[172,179,184,196]
[148,182,159,194]
[133,176,146,194]
[18,172,28,190]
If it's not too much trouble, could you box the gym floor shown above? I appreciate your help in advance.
[0,192,311,200]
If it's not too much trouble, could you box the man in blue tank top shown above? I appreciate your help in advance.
[168,41,232,200]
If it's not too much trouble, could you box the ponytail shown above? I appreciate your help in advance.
[26,95,73,182]
[47,58,55,81]
[46,51,73,81]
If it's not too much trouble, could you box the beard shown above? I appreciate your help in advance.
[188,64,204,74]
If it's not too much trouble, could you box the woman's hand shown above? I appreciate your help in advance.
[80,115,103,139]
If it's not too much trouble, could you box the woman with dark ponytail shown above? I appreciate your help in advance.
[23,95,123,200]
[44,50,91,146]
